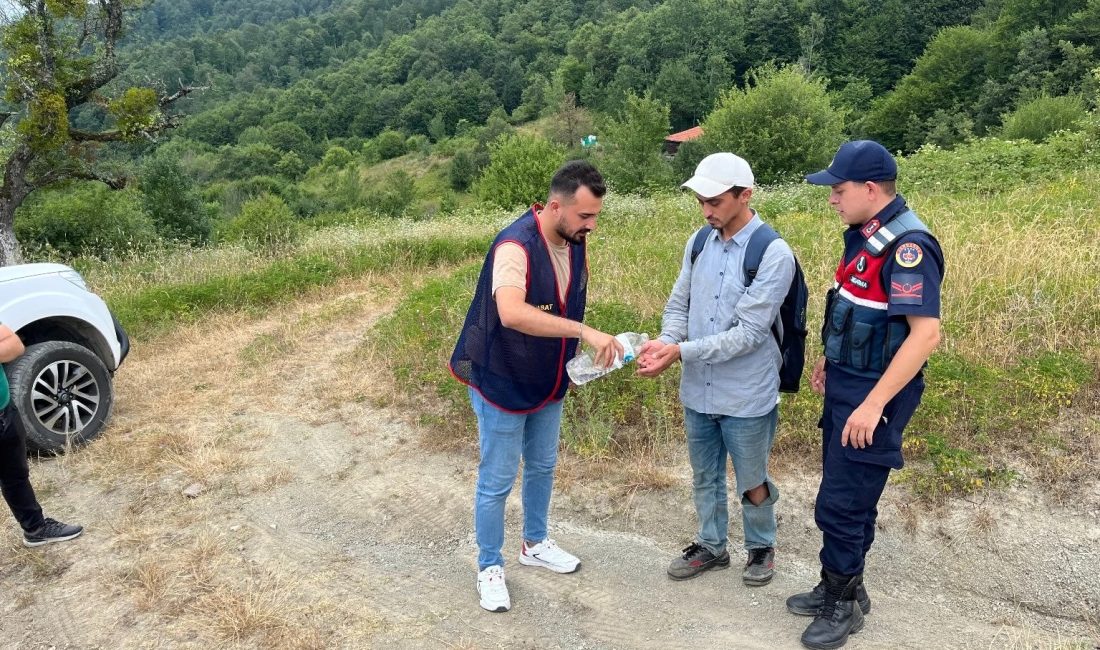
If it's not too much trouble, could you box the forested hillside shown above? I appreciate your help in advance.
[116,0,1100,147]
[1,0,1098,259]
[117,0,991,143]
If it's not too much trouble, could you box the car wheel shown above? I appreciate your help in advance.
[4,341,115,453]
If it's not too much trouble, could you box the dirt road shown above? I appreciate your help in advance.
[1,277,1097,649]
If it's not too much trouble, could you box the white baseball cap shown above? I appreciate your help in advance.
[681,152,755,198]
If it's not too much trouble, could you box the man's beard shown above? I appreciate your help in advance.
[557,225,589,245]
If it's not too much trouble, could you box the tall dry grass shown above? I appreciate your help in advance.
[366,170,1098,498]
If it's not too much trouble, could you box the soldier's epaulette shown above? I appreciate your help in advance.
[863,210,930,257]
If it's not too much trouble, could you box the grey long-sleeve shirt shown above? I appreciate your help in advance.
[658,213,796,418]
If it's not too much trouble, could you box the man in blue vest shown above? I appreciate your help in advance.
[0,323,83,547]
[450,160,623,613]
[636,152,795,588]
[789,141,944,649]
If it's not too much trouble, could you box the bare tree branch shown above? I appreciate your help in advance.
[69,128,123,142]
[32,166,126,190]
[160,82,208,108]
[31,1,58,89]
[67,1,124,108]
[99,0,123,70]
[77,7,94,50]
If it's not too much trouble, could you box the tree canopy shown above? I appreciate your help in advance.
[0,0,199,263]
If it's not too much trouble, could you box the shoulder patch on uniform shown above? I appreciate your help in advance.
[895,242,923,268]
[890,273,924,305]
[861,219,881,238]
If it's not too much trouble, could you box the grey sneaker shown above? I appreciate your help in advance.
[23,518,83,547]
[743,547,775,586]
[667,542,730,581]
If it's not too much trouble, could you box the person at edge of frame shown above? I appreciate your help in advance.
[0,323,84,548]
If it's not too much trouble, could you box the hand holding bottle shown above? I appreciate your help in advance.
[580,325,625,369]
[567,332,648,385]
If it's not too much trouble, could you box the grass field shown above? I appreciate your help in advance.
[63,140,1100,503]
[366,177,1098,500]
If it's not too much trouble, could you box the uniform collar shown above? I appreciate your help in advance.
[856,195,908,240]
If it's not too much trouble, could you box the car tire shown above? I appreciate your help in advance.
[5,341,115,453]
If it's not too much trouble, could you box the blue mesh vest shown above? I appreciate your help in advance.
[450,207,588,412]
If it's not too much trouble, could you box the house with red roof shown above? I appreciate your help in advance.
[663,126,703,155]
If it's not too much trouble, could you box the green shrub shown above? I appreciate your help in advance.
[364,170,417,217]
[140,157,213,243]
[16,183,158,258]
[473,134,566,209]
[899,136,1097,195]
[699,65,845,184]
[321,145,355,169]
[264,121,316,159]
[360,140,382,164]
[406,134,430,156]
[448,149,480,191]
[434,135,478,157]
[375,129,407,160]
[215,176,304,215]
[671,139,709,183]
[313,167,363,213]
[218,194,300,252]
[275,151,308,180]
[597,93,675,194]
[1001,94,1088,142]
[215,143,282,180]
[149,138,219,183]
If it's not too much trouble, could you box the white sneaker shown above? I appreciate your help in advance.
[518,538,581,574]
[477,565,510,612]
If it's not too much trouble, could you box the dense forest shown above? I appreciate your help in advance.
[115,0,1098,145]
[2,0,1099,259]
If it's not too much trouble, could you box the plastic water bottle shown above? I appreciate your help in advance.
[567,332,649,386]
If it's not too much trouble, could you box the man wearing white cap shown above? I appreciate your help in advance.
[637,153,796,586]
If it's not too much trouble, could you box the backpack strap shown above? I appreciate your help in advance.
[743,222,780,287]
[863,209,929,257]
[689,226,712,265]
[743,222,783,347]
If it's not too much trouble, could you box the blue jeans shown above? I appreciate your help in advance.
[469,388,564,570]
[684,406,780,554]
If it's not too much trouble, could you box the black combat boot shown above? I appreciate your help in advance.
[787,569,872,616]
[799,569,865,650]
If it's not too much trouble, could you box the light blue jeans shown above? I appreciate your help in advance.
[684,405,780,555]
[469,388,564,570]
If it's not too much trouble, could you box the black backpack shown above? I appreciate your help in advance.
[690,224,808,393]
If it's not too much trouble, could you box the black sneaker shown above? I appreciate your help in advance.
[23,518,83,547]
[743,547,775,586]
[667,542,730,580]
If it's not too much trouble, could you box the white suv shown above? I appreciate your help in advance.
[0,263,129,452]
